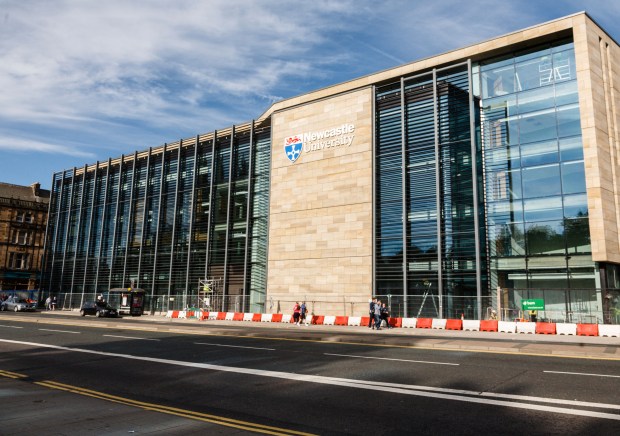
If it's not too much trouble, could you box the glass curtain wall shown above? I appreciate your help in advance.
[43,123,271,312]
[375,64,485,318]
[475,40,594,316]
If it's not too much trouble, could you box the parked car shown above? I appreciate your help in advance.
[1,296,37,312]
[79,301,118,317]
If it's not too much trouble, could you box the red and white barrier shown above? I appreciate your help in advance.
[162,309,618,339]
[516,322,536,334]
[598,324,620,337]
[556,323,577,335]
[498,321,517,333]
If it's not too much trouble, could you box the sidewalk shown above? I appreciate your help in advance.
[30,310,620,360]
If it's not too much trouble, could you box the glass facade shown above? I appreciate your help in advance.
[43,123,271,312]
[476,40,595,315]
[375,63,485,318]
[374,38,598,319]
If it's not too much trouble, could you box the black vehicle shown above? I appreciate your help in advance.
[79,301,118,318]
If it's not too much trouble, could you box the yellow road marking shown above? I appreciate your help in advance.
[0,371,314,436]
[0,369,27,379]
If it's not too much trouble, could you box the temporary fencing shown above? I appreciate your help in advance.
[163,310,619,337]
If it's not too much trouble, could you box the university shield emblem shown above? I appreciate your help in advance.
[284,135,302,163]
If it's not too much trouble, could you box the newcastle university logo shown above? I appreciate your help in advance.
[284,135,303,163]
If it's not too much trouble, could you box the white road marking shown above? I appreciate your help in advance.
[544,370,620,379]
[195,342,275,351]
[103,335,160,341]
[38,329,80,334]
[1,338,619,421]
[0,325,23,329]
[324,353,459,366]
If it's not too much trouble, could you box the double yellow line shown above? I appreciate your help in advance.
[0,370,315,436]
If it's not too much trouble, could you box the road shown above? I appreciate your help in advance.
[1,312,619,435]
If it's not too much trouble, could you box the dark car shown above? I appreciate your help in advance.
[1,296,37,312]
[80,301,118,317]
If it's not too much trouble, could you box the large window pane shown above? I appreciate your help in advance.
[517,85,555,114]
[522,164,561,198]
[559,136,583,161]
[526,220,565,256]
[557,104,581,138]
[520,139,558,167]
[563,193,588,218]
[519,108,557,144]
[555,80,579,106]
[561,161,586,194]
[565,218,591,254]
[523,196,563,221]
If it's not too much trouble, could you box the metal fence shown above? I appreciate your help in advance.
[44,287,620,324]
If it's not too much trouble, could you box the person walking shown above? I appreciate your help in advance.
[300,302,309,326]
[381,303,392,329]
[293,302,301,325]
[368,298,376,329]
[374,299,383,330]
[45,296,51,311]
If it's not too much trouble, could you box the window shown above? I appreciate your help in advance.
[8,252,29,270]
[12,230,29,245]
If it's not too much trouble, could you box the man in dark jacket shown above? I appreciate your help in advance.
[368,298,376,329]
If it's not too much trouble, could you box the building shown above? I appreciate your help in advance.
[0,182,50,294]
[43,12,620,323]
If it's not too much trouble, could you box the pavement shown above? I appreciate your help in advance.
[11,310,620,360]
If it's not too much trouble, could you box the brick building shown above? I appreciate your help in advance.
[0,182,50,292]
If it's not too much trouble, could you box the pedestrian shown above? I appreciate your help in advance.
[374,299,383,330]
[368,298,376,329]
[293,302,301,325]
[300,301,309,326]
[45,296,51,311]
[381,303,392,329]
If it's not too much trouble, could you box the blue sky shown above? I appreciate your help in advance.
[1,0,618,189]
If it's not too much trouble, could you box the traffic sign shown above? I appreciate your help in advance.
[521,299,545,310]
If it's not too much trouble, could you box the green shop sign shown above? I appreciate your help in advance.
[521,299,545,311]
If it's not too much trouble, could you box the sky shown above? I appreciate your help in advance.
[1,0,619,190]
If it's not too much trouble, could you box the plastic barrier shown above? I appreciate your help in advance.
[556,323,576,335]
[389,317,402,328]
[535,322,556,335]
[200,311,209,320]
[416,318,432,329]
[251,313,262,322]
[577,323,599,336]
[323,315,336,326]
[516,322,536,334]
[462,320,480,331]
[242,313,253,321]
[216,312,226,320]
[401,317,417,328]
[208,312,219,320]
[443,319,461,330]
[230,312,242,321]
[281,314,292,323]
[480,320,498,332]
[334,316,349,326]
[225,312,235,321]
[348,316,362,326]
[361,316,372,327]
[261,313,273,322]
[498,321,516,333]
[178,310,187,319]
[598,324,620,337]
[271,313,283,322]
[431,319,447,329]
[313,315,324,325]
[165,310,174,318]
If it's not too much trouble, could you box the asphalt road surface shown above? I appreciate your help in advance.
[1,312,619,435]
